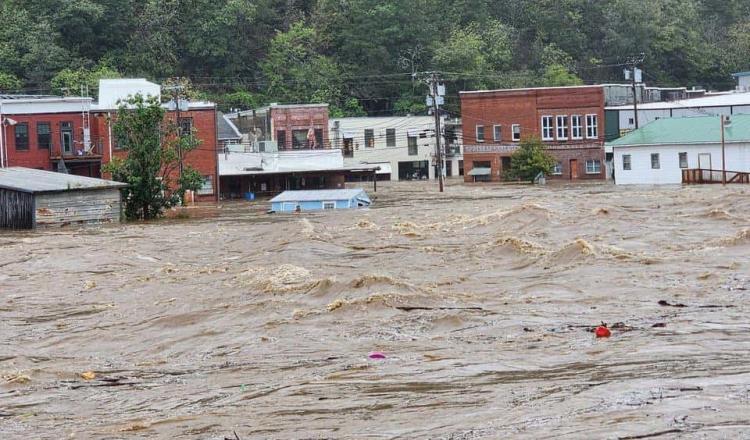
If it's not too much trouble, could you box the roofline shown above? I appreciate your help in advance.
[609,140,750,148]
[0,97,92,105]
[0,182,127,195]
[732,72,750,77]
[460,85,602,95]
[220,166,379,177]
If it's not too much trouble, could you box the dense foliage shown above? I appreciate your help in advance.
[508,136,556,182]
[104,95,202,220]
[1,0,748,115]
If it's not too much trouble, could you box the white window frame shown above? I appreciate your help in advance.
[622,154,632,170]
[651,153,660,169]
[552,162,563,175]
[541,116,554,141]
[585,159,601,174]
[493,124,502,142]
[476,125,485,142]
[678,152,688,169]
[556,115,568,140]
[511,124,521,142]
[571,115,583,140]
[196,175,213,195]
[586,114,599,139]
[322,201,336,210]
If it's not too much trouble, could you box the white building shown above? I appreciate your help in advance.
[608,114,750,185]
[606,92,750,136]
[329,116,463,181]
[733,72,750,92]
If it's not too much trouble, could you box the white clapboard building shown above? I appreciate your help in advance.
[608,115,750,185]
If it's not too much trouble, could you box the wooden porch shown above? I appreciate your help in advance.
[682,169,750,184]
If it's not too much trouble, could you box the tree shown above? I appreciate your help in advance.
[50,63,120,95]
[541,64,583,87]
[0,72,22,92]
[103,95,201,220]
[508,136,556,182]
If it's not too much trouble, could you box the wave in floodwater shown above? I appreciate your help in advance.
[2,181,750,439]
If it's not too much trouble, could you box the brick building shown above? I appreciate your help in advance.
[460,86,606,182]
[230,103,329,151]
[0,80,219,202]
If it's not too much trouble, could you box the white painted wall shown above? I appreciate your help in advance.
[738,76,750,92]
[614,142,750,184]
[331,116,463,180]
[219,149,344,176]
[616,106,750,132]
[96,79,161,110]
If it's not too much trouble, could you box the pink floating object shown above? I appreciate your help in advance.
[368,352,386,359]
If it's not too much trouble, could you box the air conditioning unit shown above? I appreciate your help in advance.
[257,140,278,152]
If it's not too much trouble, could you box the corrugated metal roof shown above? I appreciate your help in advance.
[0,167,127,194]
[608,114,750,147]
[606,92,750,110]
[270,189,368,203]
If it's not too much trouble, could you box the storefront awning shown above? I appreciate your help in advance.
[468,167,491,176]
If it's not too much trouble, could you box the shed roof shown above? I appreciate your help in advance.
[270,189,368,203]
[608,114,750,147]
[732,71,750,78]
[0,167,127,194]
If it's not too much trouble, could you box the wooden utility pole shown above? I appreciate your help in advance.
[429,72,444,193]
[627,54,645,130]
[165,80,186,180]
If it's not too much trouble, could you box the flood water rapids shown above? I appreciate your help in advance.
[2,180,750,439]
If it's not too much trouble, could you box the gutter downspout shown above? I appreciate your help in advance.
[108,111,113,166]
[0,106,4,168]
[214,106,220,202]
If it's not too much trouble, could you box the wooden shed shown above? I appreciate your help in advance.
[0,167,127,229]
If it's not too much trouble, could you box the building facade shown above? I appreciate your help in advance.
[460,86,606,182]
[330,116,464,181]
[610,115,750,185]
[229,104,329,151]
[0,80,220,202]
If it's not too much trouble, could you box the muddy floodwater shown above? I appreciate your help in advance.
[2,180,750,439]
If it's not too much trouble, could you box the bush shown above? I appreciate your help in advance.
[508,136,556,182]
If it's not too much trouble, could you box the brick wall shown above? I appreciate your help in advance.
[4,112,89,170]
[460,86,606,182]
[271,106,329,150]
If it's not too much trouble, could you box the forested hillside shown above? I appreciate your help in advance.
[1,0,749,115]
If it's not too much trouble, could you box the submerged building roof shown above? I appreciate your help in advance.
[0,167,127,194]
[608,114,750,147]
[217,112,242,141]
[270,189,369,203]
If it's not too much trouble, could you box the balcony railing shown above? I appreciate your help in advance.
[50,138,104,160]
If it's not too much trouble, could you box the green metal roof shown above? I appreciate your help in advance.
[608,114,750,147]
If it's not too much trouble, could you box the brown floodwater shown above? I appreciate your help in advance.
[2,180,750,439]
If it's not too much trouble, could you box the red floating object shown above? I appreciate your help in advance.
[595,326,611,338]
[369,352,386,359]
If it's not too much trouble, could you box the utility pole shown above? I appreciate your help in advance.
[626,53,645,130]
[165,80,186,180]
[721,115,729,185]
[428,72,445,192]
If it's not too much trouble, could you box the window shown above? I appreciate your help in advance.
[476,125,485,142]
[586,159,602,174]
[571,115,583,139]
[512,124,521,142]
[179,118,193,137]
[197,175,213,195]
[493,125,502,142]
[651,153,660,169]
[36,122,51,149]
[14,123,29,150]
[628,118,635,125]
[552,162,563,175]
[292,129,308,149]
[61,121,73,154]
[679,152,688,168]
[458,160,464,176]
[386,128,396,147]
[323,201,336,210]
[541,116,554,140]
[586,114,599,139]
[556,115,568,140]
[622,154,632,170]
[276,130,286,149]
[407,135,418,156]
[314,128,323,148]
[364,129,374,148]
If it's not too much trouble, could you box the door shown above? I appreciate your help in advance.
[569,159,579,179]
[61,122,73,154]
[445,160,452,177]
[698,153,711,170]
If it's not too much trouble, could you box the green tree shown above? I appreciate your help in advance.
[508,136,556,182]
[50,63,120,95]
[0,72,22,92]
[541,64,583,87]
[104,94,201,220]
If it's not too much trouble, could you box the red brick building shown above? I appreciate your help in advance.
[460,86,605,182]
[0,83,219,202]
[231,103,329,151]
